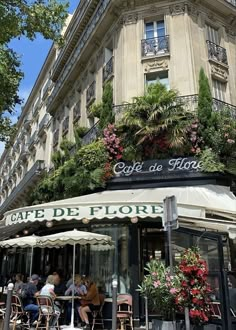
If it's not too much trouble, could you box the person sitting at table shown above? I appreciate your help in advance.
[14,273,23,293]
[65,274,87,325]
[40,274,61,328]
[78,277,100,329]
[53,271,66,296]
[21,274,40,326]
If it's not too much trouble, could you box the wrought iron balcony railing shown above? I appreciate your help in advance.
[38,113,50,137]
[0,160,45,214]
[86,81,96,105]
[73,102,81,122]
[113,95,236,119]
[206,40,228,65]
[226,0,236,7]
[103,56,114,83]
[62,116,69,136]
[20,144,30,160]
[82,121,100,146]
[48,0,112,109]
[28,130,39,149]
[141,35,170,57]
[53,129,59,147]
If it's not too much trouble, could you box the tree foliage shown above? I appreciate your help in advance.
[118,83,194,160]
[0,0,69,141]
[98,82,114,130]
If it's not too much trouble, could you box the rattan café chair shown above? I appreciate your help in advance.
[36,295,60,330]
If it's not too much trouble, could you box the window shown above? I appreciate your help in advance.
[212,79,226,101]
[206,24,220,45]
[145,71,169,89]
[145,21,165,39]
[143,20,168,56]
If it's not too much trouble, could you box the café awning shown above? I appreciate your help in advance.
[0,185,235,239]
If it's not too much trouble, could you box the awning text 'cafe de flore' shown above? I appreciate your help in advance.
[0,157,236,326]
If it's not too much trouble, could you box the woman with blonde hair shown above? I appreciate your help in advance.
[40,275,60,328]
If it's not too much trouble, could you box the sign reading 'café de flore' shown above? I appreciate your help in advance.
[113,157,203,177]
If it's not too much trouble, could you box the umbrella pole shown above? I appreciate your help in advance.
[70,242,76,327]
[29,246,34,277]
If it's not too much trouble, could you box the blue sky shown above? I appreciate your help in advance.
[0,1,78,155]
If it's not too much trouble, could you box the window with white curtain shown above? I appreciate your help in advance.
[212,79,226,101]
[206,24,220,44]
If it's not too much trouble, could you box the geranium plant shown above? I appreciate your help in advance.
[103,124,123,162]
[138,259,180,321]
[175,248,212,325]
[138,248,213,325]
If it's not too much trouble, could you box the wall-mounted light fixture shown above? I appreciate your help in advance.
[82,218,90,225]
[23,229,29,235]
[130,216,138,224]
[46,221,53,228]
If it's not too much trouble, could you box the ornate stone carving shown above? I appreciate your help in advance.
[144,59,169,73]
[187,4,199,17]
[225,26,236,37]
[211,63,228,82]
[169,4,186,15]
[122,13,138,25]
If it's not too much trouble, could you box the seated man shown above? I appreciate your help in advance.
[21,274,40,325]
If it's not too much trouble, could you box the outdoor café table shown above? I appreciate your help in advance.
[56,296,81,301]
[104,297,127,303]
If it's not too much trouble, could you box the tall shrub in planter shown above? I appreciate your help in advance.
[138,259,181,321]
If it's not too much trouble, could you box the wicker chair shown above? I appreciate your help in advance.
[35,295,60,330]
[117,294,133,330]
[11,294,30,330]
[91,294,105,330]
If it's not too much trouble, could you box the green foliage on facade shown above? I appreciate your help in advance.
[98,82,114,130]
[0,0,68,142]
[29,79,236,205]
[30,139,108,204]
[118,83,194,160]
[197,69,236,173]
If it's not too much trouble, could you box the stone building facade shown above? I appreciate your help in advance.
[0,0,236,215]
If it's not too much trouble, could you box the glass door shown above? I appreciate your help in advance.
[172,228,231,330]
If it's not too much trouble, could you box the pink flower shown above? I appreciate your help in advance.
[153,280,161,288]
[170,288,177,294]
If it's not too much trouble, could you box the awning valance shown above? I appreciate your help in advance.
[1,185,235,228]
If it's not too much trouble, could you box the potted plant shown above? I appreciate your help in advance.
[138,259,180,329]
[175,248,212,329]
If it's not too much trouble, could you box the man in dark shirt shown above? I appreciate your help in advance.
[22,274,39,324]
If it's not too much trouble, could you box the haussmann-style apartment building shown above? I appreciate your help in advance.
[0,0,236,328]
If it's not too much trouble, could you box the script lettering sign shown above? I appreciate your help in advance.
[113,157,203,177]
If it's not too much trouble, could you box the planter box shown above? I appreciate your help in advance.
[152,319,176,330]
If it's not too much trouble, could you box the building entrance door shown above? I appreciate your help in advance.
[140,225,232,329]
[172,228,231,330]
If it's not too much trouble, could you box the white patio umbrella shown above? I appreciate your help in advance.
[0,235,40,277]
[37,229,113,330]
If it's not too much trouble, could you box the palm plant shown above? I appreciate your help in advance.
[119,83,194,159]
